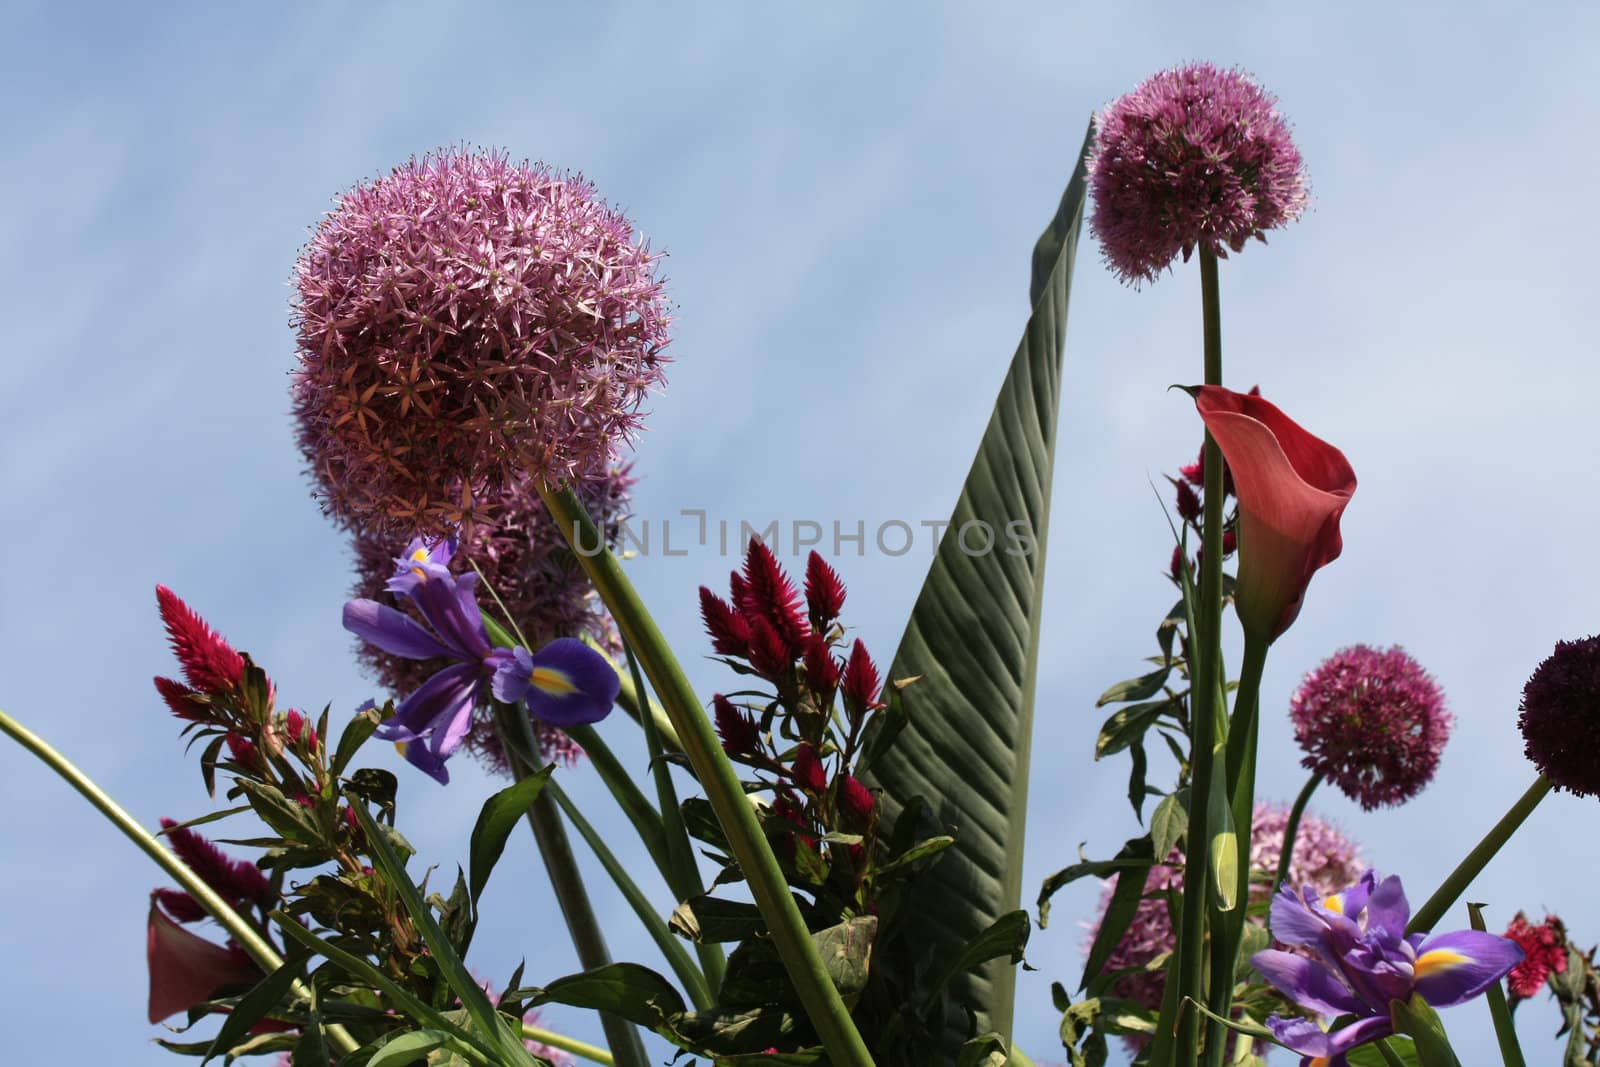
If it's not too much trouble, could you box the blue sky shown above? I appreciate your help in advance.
[3,3,1598,1063]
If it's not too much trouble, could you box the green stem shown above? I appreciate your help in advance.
[1172,246,1225,1067]
[1274,772,1323,891]
[564,722,670,873]
[1204,635,1267,1067]
[538,482,876,1067]
[1407,775,1553,935]
[0,707,360,1053]
[625,642,727,995]
[583,635,683,751]
[495,705,652,1067]
[1372,1038,1408,1067]
[546,778,714,1010]
[521,1022,616,1066]
[1467,903,1527,1067]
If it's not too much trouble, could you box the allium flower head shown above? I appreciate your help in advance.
[292,147,670,538]
[1090,802,1361,1017]
[1291,644,1452,810]
[1518,634,1600,797]
[1089,63,1309,285]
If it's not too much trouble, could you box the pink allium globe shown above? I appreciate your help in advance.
[292,147,670,538]
[1290,644,1452,810]
[1088,803,1361,1023]
[1517,634,1600,797]
[1088,63,1309,285]
[350,461,633,774]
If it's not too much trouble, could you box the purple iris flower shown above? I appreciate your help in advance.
[1252,869,1523,1065]
[343,545,616,784]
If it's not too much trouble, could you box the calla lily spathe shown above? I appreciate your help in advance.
[1193,385,1356,642]
[146,899,258,1023]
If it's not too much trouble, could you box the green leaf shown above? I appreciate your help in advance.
[530,962,688,1030]
[955,1033,1009,1067]
[291,1004,332,1067]
[202,955,305,1062]
[1095,668,1173,708]
[365,1030,462,1067]
[931,910,1031,1004]
[1390,994,1463,1067]
[1150,792,1187,861]
[331,702,383,779]
[870,834,956,879]
[862,121,1092,1051]
[813,916,877,997]
[1348,1038,1421,1067]
[1466,902,1527,1067]
[670,895,765,944]
[1039,836,1154,930]
[1095,698,1174,759]
[1080,838,1155,988]
[468,767,553,908]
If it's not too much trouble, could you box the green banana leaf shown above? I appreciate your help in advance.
[863,120,1092,1055]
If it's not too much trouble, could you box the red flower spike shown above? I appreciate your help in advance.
[1504,912,1568,999]
[699,586,752,658]
[803,634,842,695]
[803,552,847,629]
[1169,545,1186,581]
[792,743,827,793]
[155,585,245,696]
[161,818,273,907]
[713,695,761,757]
[154,676,205,721]
[739,539,810,656]
[1222,529,1238,556]
[838,773,875,826]
[1174,480,1201,523]
[146,898,259,1023]
[1179,447,1204,487]
[841,639,883,719]
[225,733,260,771]
[285,709,307,744]
[745,615,794,681]
[1193,386,1356,643]
[728,570,749,610]
[153,888,208,924]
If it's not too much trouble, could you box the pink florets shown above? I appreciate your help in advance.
[1088,803,1361,1022]
[1290,644,1452,810]
[292,147,671,538]
[1089,63,1309,286]
[1503,912,1568,1000]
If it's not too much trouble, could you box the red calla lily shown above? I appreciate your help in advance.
[146,898,259,1023]
[1194,385,1356,642]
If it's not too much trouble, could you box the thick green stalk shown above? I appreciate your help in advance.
[1172,247,1226,1067]
[625,643,727,994]
[1274,772,1323,891]
[564,722,670,873]
[1467,903,1527,1067]
[520,1022,616,1066]
[0,707,360,1054]
[495,705,652,1067]
[1204,635,1267,1067]
[546,777,714,1010]
[1407,775,1553,935]
[538,481,876,1067]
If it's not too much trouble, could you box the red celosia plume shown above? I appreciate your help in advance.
[155,585,245,696]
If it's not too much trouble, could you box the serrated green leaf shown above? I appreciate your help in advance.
[468,767,552,908]
[862,122,1091,1052]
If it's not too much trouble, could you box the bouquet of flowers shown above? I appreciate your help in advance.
[5,62,1597,1067]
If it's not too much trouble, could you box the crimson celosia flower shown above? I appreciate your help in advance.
[153,888,208,924]
[1089,803,1362,1022]
[1518,635,1600,797]
[160,818,272,908]
[738,540,810,658]
[349,463,631,774]
[699,587,751,659]
[792,744,827,794]
[840,640,883,719]
[292,147,670,538]
[1193,385,1355,643]
[154,676,203,721]
[155,585,245,696]
[1503,912,1568,1000]
[804,551,847,630]
[713,694,760,757]
[1089,63,1309,285]
[1174,479,1201,523]
[804,634,842,695]
[838,774,875,827]
[1291,645,1453,810]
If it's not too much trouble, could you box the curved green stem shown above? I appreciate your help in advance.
[521,1022,616,1066]
[1408,775,1553,935]
[0,707,359,1054]
[1467,903,1527,1067]
[538,481,876,1067]
[1172,246,1225,1067]
[1274,773,1323,891]
[494,704,652,1067]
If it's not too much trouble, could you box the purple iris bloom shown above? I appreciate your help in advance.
[1252,869,1523,1065]
[343,547,616,784]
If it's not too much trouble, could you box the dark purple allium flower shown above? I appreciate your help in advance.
[1518,635,1600,797]
[1090,803,1361,1020]
[292,147,671,539]
[1503,912,1568,999]
[1253,870,1522,1061]
[348,463,631,775]
[1089,63,1309,285]
[344,541,617,783]
[1290,644,1453,810]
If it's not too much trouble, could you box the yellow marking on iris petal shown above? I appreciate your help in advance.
[1310,1058,1331,1067]
[394,740,410,757]
[530,667,578,696]
[1414,949,1472,978]
[1323,894,1345,915]
[409,547,431,580]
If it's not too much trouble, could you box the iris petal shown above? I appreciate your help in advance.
[343,599,456,661]
[1412,930,1524,1008]
[1252,950,1365,1016]
[522,638,620,726]
[378,662,480,739]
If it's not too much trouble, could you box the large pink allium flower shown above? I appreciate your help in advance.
[292,147,670,538]
[1290,644,1452,810]
[1518,635,1600,797]
[350,463,631,775]
[1089,63,1309,285]
[1088,803,1361,1021]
